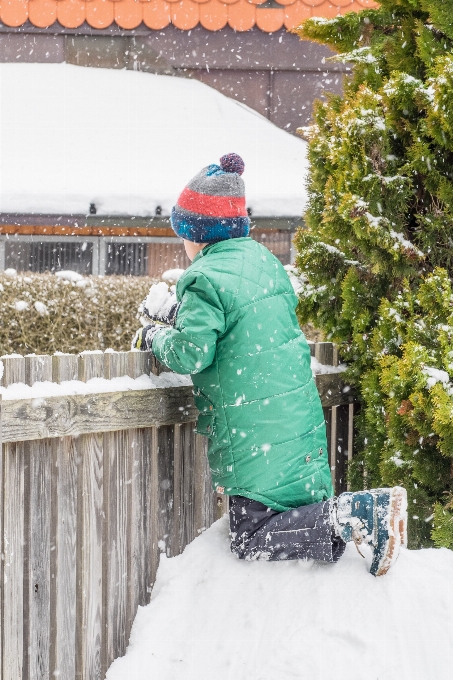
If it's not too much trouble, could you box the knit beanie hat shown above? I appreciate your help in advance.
[171,153,250,243]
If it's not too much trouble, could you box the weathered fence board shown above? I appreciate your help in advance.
[78,352,104,382]
[1,386,198,442]
[25,355,53,386]
[52,354,78,383]
[76,433,104,680]
[1,355,25,386]
[24,439,52,680]
[127,428,152,639]
[0,343,354,680]
[50,437,78,680]
[103,429,131,667]
[2,442,25,680]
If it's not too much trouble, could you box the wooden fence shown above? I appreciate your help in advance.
[0,342,353,680]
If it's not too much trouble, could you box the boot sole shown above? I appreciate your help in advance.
[375,486,407,577]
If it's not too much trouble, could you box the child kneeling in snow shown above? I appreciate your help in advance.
[132,153,407,577]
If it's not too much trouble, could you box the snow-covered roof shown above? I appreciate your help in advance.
[0,63,309,218]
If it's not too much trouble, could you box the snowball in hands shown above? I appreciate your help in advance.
[140,282,172,320]
[139,282,179,327]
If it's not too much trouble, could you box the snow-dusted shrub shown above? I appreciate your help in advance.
[0,271,157,355]
[294,1,453,548]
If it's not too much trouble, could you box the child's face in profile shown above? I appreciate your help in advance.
[184,240,207,262]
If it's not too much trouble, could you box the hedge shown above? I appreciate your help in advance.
[0,271,154,356]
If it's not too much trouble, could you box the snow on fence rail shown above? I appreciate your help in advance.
[0,342,354,680]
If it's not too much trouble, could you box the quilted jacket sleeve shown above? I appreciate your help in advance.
[151,272,225,375]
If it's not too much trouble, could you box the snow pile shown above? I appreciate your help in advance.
[0,371,192,401]
[310,355,347,375]
[0,63,308,217]
[107,517,453,680]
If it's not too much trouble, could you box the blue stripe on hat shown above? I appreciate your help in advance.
[171,208,250,244]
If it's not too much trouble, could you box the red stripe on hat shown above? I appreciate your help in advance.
[177,188,247,218]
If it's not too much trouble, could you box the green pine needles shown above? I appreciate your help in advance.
[294,0,453,548]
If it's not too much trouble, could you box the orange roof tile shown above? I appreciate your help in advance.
[0,0,378,32]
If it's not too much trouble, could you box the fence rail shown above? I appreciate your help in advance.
[0,342,353,680]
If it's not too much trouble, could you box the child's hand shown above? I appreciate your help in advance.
[131,324,161,351]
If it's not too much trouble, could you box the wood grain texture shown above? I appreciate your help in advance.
[175,423,196,553]
[76,434,104,680]
[156,426,175,558]
[127,352,152,379]
[128,428,154,628]
[172,424,183,557]
[50,437,78,680]
[314,341,334,366]
[2,442,25,680]
[104,352,130,380]
[127,429,144,635]
[2,377,345,445]
[52,355,78,384]
[103,430,131,673]
[78,353,104,382]
[1,355,25,387]
[24,439,52,680]
[194,433,215,535]
[25,355,53,386]
[149,427,161,593]
[2,386,198,443]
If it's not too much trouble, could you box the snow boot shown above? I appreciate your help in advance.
[334,486,407,577]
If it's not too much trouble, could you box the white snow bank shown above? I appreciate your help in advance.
[107,516,453,680]
[0,372,192,401]
[0,63,308,217]
[311,355,347,375]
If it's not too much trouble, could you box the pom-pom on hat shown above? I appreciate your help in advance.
[171,153,250,244]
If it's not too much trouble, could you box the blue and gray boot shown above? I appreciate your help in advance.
[333,486,407,577]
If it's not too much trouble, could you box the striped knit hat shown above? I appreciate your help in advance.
[171,153,250,243]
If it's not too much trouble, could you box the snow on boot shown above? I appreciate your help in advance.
[334,486,407,577]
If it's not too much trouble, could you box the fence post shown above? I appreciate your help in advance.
[1,355,25,386]
[25,355,53,386]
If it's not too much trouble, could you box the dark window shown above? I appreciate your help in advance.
[5,241,93,274]
[105,242,148,276]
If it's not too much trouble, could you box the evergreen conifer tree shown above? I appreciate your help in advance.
[294,0,453,548]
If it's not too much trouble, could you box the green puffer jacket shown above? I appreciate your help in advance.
[152,237,333,511]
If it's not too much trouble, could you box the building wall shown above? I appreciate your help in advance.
[0,215,298,276]
[0,25,347,133]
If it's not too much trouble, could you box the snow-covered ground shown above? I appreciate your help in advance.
[107,516,453,680]
[0,63,308,217]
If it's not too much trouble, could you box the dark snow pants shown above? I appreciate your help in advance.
[229,495,346,563]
